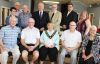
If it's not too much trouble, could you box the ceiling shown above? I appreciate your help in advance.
[42,0,100,5]
[79,0,100,5]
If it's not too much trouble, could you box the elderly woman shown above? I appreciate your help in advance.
[39,22,60,64]
[79,25,100,64]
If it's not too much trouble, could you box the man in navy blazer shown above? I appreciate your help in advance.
[33,2,49,34]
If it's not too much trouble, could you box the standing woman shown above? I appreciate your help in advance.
[77,10,91,37]
[39,22,60,64]
[79,25,100,64]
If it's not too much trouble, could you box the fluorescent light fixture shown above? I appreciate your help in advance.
[43,1,59,4]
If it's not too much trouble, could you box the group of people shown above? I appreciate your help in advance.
[0,1,100,64]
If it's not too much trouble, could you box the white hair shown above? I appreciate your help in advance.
[28,18,35,23]
[90,25,97,31]
[90,25,97,34]
[15,2,20,5]
[9,16,18,23]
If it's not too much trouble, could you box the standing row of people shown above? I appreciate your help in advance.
[5,2,91,36]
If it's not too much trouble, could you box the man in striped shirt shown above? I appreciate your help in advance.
[0,16,21,64]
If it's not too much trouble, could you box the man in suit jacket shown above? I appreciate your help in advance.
[61,2,78,30]
[33,2,49,34]
[49,4,62,33]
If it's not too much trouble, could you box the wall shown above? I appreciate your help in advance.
[72,0,100,27]
[0,0,12,26]
[72,1,88,13]
[88,6,100,27]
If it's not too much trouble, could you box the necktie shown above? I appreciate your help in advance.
[40,12,42,18]
[51,13,54,20]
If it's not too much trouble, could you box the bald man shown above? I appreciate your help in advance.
[15,2,22,16]
[21,18,40,64]
[33,2,50,34]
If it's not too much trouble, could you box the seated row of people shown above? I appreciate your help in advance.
[0,17,100,64]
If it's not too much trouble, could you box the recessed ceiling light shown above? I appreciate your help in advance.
[43,1,59,4]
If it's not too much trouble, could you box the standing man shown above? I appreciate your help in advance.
[14,2,22,16]
[19,5,32,29]
[59,21,82,64]
[21,18,40,64]
[61,2,78,30]
[33,2,50,34]
[0,17,21,64]
[49,4,62,32]
[5,7,19,26]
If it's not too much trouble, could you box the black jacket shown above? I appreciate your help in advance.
[33,11,50,29]
[61,11,78,29]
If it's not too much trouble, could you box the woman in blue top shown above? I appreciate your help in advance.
[39,22,60,64]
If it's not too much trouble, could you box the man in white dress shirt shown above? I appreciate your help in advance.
[21,18,40,64]
[59,21,82,64]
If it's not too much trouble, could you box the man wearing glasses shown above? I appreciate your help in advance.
[59,21,82,64]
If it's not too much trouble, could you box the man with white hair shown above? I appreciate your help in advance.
[33,2,49,34]
[0,16,21,64]
[20,18,40,64]
[15,2,22,16]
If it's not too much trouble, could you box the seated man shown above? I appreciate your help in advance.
[0,16,21,64]
[59,21,82,64]
[39,22,60,64]
[20,18,40,64]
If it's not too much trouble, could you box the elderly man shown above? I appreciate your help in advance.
[15,2,22,16]
[49,4,62,33]
[19,5,32,29]
[33,2,49,34]
[0,16,21,64]
[59,21,82,64]
[21,18,40,64]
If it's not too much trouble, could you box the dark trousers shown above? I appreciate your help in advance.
[39,46,58,62]
[79,53,95,64]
